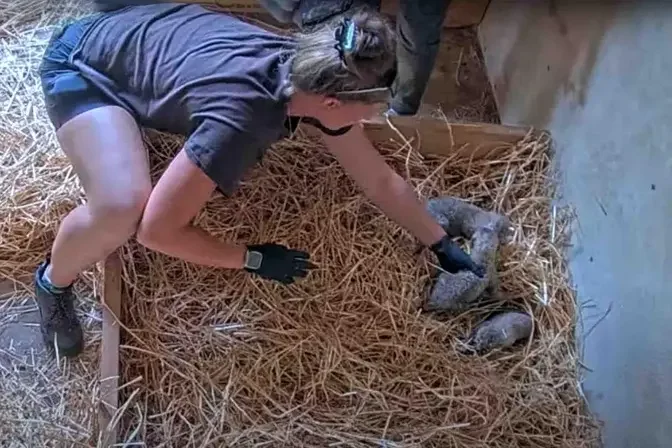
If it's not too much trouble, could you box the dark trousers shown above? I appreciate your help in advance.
[390,0,451,115]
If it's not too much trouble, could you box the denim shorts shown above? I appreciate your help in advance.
[40,16,115,130]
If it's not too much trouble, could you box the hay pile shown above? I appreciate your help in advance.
[113,128,599,446]
[0,1,599,446]
[0,1,104,446]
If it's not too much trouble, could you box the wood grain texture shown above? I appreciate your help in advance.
[99,252,123,447]
[292,116,534,160]
[362,115,533,159]
[192,0,492,28]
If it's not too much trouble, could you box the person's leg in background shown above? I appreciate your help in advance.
[389,0,451,116]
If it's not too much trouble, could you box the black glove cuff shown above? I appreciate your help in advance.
[429,235,447,254]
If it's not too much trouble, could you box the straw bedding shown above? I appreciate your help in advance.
[114,129,599,447]
[0,1,105,446]
[0,1,599,447]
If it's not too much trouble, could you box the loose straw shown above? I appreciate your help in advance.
[0,1,599,446]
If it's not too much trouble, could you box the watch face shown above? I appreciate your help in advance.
[245,251,263,270]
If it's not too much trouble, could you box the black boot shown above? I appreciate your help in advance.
[34,261,84,357]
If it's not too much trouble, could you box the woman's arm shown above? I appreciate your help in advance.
[137,148,314,283]
[136,148,247,269]
[321,124,484,276]
[321,124,445,246]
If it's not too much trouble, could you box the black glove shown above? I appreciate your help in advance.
[430,235,485,278]
[244,243,316,285]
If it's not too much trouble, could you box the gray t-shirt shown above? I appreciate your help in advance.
[70,4,297,193]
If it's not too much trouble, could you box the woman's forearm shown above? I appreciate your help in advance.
[137,224,246,269]
[368,172,446,247]
[322,126,446,247]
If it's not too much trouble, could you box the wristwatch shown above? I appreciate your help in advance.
[244,249,263,271]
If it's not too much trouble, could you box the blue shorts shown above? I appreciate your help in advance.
[40,16,115,131]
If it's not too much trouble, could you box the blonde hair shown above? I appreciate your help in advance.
[289,7,396,102]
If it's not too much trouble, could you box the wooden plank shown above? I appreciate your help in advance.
[293,115,534,159]
[98,251,123,448]
[192,0,491,29]
[362,115,533,159]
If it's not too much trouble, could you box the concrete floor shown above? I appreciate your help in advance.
[480,2,672,447]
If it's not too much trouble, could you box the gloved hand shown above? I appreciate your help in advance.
[430,235,485,278]
[244,243,316,285]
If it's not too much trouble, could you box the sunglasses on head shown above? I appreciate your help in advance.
[332,18,397,104]
[333,65,397,104]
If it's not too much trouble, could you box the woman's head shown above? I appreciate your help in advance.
[287,7,396,128]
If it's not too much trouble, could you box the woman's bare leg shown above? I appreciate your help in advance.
[36,106,151,357]
[47,107,151,285]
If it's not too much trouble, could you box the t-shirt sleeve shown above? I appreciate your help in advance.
[184,118,269,195]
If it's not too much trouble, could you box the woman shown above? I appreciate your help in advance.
[37,3,482,358]
[259,0,451,116]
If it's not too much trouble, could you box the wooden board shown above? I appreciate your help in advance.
[192,0,491,28]
[98,252,123,448]
[363,115,532,159]
[292,115,533,159]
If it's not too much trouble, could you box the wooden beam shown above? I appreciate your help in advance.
[291,116,534,158]
[99,251,123,448]
[292,115,534,159]
[362,115,533,159]
[193,0,491,29]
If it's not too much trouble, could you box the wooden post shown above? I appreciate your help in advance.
[99,251,123,447]
[292,115,534,159]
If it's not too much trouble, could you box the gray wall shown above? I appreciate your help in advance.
[480,2,672,447]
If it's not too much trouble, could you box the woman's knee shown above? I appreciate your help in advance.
[55,106,152,239]
[89,186,151,236]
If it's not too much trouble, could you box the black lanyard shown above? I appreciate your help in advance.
[286,116,353,137]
